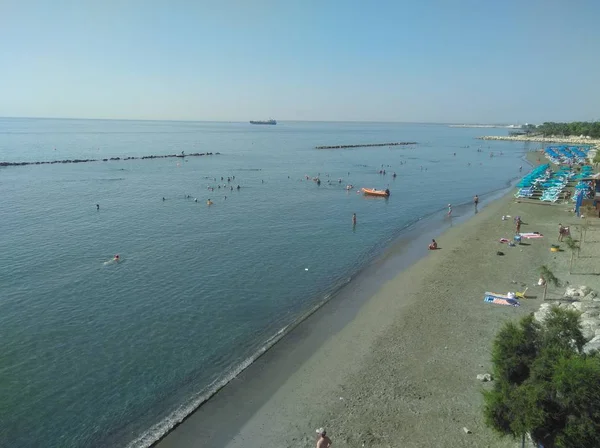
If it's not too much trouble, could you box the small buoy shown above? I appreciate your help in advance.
[305,268,309,271]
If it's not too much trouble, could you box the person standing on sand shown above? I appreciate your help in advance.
[516,219,521,234]
[316,429,332,448]
[558,223,568,241]
[473,195,479,212]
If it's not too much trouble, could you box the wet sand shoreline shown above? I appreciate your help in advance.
[154,205,465,448]
[155,182,530,448]
[215,189,548,448]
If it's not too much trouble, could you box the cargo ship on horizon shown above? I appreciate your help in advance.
[250,119,277,125]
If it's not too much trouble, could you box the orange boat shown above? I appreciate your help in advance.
[362,188,390,197]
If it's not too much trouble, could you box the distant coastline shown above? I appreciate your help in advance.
[449,124,521,128]
[477,135,600,146]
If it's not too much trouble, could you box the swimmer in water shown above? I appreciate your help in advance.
[352,213,357,226]
[114,254,120,262]
[207,199,213,205]
[96,204,99,210]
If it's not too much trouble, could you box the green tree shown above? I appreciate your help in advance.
[483,307,600,448]
[523,123,538,135]
[535,121,600,138]
[540,265,560,300]
[564,237,579,274]
[581,205,596,244]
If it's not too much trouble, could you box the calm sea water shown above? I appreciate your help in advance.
[0,119,527,447]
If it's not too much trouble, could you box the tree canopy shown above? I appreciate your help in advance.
[483,307,600,448]
[525,122,600,138]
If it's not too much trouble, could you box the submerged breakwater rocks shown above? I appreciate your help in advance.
[0,152,219,168]
[315,142,417,149]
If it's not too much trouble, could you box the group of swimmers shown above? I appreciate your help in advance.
[377,169,397,177]
[207,184,241,192]
[157,175,244,205]
[182,195,216,205]
[305,173,356,187]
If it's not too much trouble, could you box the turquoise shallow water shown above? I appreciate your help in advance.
[0,119,527,447]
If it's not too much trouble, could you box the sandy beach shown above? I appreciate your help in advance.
[157,156,598,448]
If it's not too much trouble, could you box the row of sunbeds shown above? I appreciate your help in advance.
[544,145,590,165]
[515,165,577,202]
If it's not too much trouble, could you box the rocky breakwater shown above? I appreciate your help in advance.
[477,135,600,146]
[0,152,218,168]
[315,141,417,149]
[534,285,600,353]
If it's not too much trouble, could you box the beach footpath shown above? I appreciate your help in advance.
[159,170,583,448]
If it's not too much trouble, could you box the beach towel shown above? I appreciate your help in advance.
[484,295,520,307]
[519,232,544,239]
[485,291,512,299]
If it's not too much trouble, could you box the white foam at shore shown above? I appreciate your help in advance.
[125,325,288,448]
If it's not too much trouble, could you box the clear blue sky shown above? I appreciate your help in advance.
[1,0,599,123]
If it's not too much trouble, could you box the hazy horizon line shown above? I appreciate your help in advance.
[0,116,529,126]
